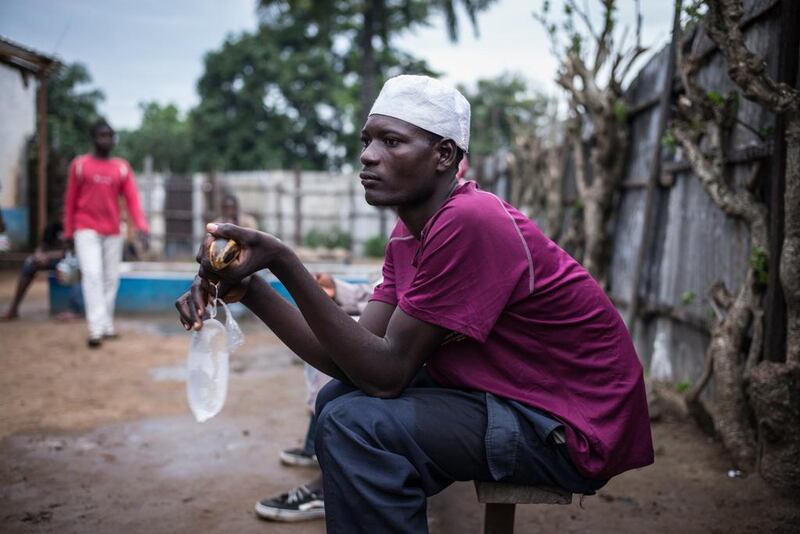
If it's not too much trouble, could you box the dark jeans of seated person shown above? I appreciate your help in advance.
[314,369,606,534]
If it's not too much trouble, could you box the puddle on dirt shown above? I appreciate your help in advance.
[149,366,188,382]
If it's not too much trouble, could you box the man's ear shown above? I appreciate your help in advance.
[435,139,458,173]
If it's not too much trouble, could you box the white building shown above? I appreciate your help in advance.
[0,37,58,250]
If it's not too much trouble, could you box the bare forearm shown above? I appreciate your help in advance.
[241,275,349,382]
[270,253,417,395]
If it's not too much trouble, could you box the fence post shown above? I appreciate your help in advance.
[349,178,357,254]
[275,183,284,241]
[192,173,205,253]
[151,172,165,257]
[294,167,302,246]
[763,0,799,361]
[625,0,682,335]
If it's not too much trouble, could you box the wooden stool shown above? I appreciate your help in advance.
[474,481,573,534]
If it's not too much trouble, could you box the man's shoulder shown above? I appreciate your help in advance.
[110,157,133,176]
[433,184,516,230]
[69,153,92,167]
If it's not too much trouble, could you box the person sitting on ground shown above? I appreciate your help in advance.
[176,74,653,534]
[2,213,80,321]
[261,274,379,522]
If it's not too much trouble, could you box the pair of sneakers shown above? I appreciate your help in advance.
[254,448,324,522]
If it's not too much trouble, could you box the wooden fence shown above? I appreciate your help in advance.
[478,0,795,384]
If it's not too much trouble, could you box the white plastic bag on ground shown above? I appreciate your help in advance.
[186,286,244,422]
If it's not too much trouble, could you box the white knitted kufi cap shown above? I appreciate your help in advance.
[368,75,471,153]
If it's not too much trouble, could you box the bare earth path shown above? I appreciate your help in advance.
[0,271,797,533]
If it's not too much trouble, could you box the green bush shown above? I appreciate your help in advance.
[304,227,352,250]
[363,235,388,258]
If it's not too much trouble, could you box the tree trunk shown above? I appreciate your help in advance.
[781,113,800,364]
[706,278,759,469]
[581,113,626,286]
[748,361,800,494]
[359,3,376,126]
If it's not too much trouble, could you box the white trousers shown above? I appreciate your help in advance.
[74,229,123,339]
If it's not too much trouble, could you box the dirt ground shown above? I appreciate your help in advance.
[0,270,798,534]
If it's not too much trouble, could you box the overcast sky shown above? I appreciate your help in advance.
[0,0,674,129]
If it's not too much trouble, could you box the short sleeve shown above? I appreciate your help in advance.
[398,202,531,342]
[369,238,398,306]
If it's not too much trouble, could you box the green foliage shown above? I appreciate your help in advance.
[191,17,355,171]
[682,0,707,28]
[613,100,628,123]
[457,74,551,157]
[193,2,450,171]
[662,130,678,151]
[675,380,691,394]
[706,91,726,107]
[43,63,105,160]
[572,198,584,213]
[304,227,352,250]
[680,291,696,305]
[749,246,769,285]
[116,102,192,173]
[363,234,389,258]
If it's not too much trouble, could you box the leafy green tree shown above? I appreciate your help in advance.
[29,62,104,219]
[44,63,105,161]
[259,1,498,125]
[192,4,439,171]
[191,12,354,171]
[458,73,551,157]
[116,102,192,173]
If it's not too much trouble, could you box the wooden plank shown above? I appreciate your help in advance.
[626,1,683,334]
[687,0,781,64]
[762,0,797,362]
[662,142,774,174]
[474,482,572,505]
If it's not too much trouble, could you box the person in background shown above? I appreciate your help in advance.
[0,209,8,251]
[1,212,80,321]
[218,193,259,230]
[257,274,379,522]
[64,119,149,348]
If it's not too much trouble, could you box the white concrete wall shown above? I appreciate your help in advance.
[135,170,394,258]
[0,63,37,208]
[216,171,393,255]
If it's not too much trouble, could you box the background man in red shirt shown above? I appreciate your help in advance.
[63,120,149,348]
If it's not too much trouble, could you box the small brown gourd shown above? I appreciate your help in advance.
[208,238,241,270]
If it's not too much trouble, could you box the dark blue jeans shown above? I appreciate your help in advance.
[302,412,317,456]
[314,372,604,534]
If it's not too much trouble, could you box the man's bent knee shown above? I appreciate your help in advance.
[314,379,356,416]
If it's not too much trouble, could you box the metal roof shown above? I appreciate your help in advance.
[0,36,59,75]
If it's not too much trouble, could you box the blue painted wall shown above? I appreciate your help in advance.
[1,207,30,248]
[48,270,368,314]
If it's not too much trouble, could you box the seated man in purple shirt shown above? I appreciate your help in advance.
[176,75,653,533]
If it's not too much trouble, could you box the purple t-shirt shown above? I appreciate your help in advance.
[371,181,653,479]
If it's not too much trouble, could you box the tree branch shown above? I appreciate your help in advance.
[704,0,800,114]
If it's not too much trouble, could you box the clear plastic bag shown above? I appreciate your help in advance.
[55,252,81,285]
[186,286,244,422]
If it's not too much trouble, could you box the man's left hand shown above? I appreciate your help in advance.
[137,231,150,252]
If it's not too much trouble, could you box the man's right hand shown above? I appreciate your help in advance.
[175,272,252,331]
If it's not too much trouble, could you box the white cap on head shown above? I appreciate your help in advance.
[369,74,471,153]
